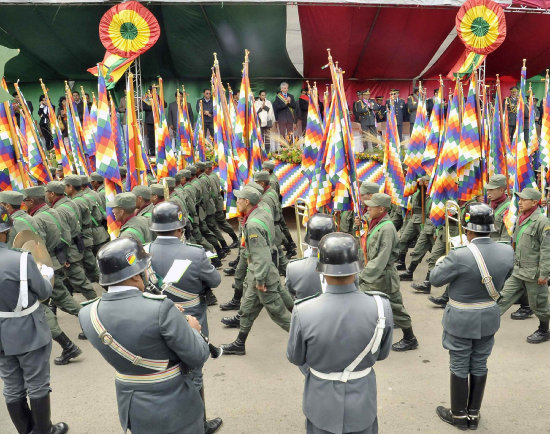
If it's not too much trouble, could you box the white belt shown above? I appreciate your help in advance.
[0,300,40,318]
[307,295,385,383]
[15,252,29,312]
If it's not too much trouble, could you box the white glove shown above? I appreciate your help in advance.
[40,264,54,281]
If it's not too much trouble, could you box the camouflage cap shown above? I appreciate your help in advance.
[262,160,275,171]
[64,175,82,186]
[515,187,541,201]
[181,169,192,179]
[23,186,46,198]
[253,171,270,183]
[132,185,152,200]
[360,181,379,195]
[150,184,165,198]
[0,191,24,206]
[175,171,184,183]
[164,177,176,188]
[196,161,206,171]
[106,192,137,209]
[45,181,65,195]
[234,185,261,205]
[90,172,104,183]
[365,193,392,209]
[485,174,507,190]
[188,165,197,176]
[205,161,213,168]
[248,181,264,194]
[80,175,90,185]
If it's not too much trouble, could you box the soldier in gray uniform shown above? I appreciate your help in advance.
[286,213,335,300]
[0,206,69,434]
[148,202,222,434]
[79,237,210,434]
[287,232,393,434]
[430,203,514,430]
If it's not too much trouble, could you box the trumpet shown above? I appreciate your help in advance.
[444,200,464,255]
[294,198,309,258]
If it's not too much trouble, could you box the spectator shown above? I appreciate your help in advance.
[254,90,275,154]
[273,82,297,138]
[298,88,308,135]
[38,94,54,151]
[196,88,214,139]
[72,90,84,120]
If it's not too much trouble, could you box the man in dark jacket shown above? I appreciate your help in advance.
[196,88,214,139]
[273,82,297,138]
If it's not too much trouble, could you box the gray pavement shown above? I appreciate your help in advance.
[1,211,549,433]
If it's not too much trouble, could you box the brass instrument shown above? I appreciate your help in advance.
[444,200,464,255]
[13,230,55,285]
[294,198,309,258]
[162,177,170,200]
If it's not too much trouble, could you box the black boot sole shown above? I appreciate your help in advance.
[400,275,413,281]
[436,407,468,431]
[219,302,240,311]
[220,346,245,355]
[54,346,82,365]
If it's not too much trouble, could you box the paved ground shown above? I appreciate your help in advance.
[1,209,549,433]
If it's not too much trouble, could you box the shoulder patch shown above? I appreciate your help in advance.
[544,226,550,231]
[294,292,321,305]
[363,290,389,299]
[80,297,100,306]
[143,292,167,300]
[249,234,258,239]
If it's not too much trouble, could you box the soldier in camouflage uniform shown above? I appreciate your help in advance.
[133,185,154,223]
[64,175,100,283]
[221,185,291,355]
[108,193,152,245]
[498,188,550,344]
[90,172,106,210]
[358,193,418,352]
[80,175,110,255]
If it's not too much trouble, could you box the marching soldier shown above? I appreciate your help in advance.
[133,185,154,223]
[358,193,418,351]
[221,185,292,355]
[90,172,106,210]
[262,160,298,258]
[80,175,109,254]
[430,203,514,430]
[498,188,550,344]
[108,192,152,245]
[64,175,100,283]
[79,237,210,434]
[150,183,166,206]
[396,176,430,270]
[148,202,223,434]
[285,213,335,299]
[205,161,239,248]
[0,205,69,434]
[0,191,37,247]
[287,232,393,434]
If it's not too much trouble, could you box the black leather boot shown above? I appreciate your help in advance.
[391,327,418,352]
[412,272,431,293]
[228,258,239,268]
[395,253,406,271]
[214,244,226,260]
[6,398,32,434]
[399,261,419,281]
[53,332,82,365]
[526,320,550,344]
[204,288,218,306]
[30,395,69,434]
[429,288,449,307]
[211,257,222,269]
[223,267,236,276]
[511,305,534,320]
[221,314,241,328]
[467,374,487,430]
[221,332,247,355]
[228,236,239,249]
[219,298,240,311]
[436,373,469,431]
[200,387,223,434]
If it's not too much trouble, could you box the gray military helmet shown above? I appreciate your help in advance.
[97,238,151,286]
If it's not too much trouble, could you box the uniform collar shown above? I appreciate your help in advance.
[471,237,491,244]
[153,236,181,245]
[102,288,142,300]
[108,285,138,294]
[325,283,358,294]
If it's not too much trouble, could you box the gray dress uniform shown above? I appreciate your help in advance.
[0,243,53,403]
[79,288,210,434]
[287,284,393,434]
[149,237,221,337]
[286,255,323,299]
[430,238,513,377]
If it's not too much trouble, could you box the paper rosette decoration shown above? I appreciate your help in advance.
[99,1,160,58]
[456,0,506,55]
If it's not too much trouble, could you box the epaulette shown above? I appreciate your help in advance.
[363,291,389,299]
[294,292,321,305]
[185,242,203,249]
[143,292,167,300]
[496,240,512,245]
[80,297,100,306]
[451,245,467,250]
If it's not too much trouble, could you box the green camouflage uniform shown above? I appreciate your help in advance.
[208,172,238,241]
[119,215,152,245]
[71,190,99,282]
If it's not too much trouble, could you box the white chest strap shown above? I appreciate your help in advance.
[15,252,29,312]
[309,295,386,383]
[466,243,500,301]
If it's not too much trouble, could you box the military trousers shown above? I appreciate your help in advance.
[279,214,296,249]
[82,247,99,283]
[239,274,291,334]
[498,275,550,321]
[199,219,221,252]
[390,208,404,233]
[51,268,81,315]
[43,304,63,340]
[205,213,226,246]
[214,210,238,241]
[0,341,52,403]
[427,227,457,271]
[306,418,378,434]
[398,221,421,255]
[442,331,494,378]
[65,261,97,301]
[233,251,248,298]
[192,224,215,253]
[409,228,435,264]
